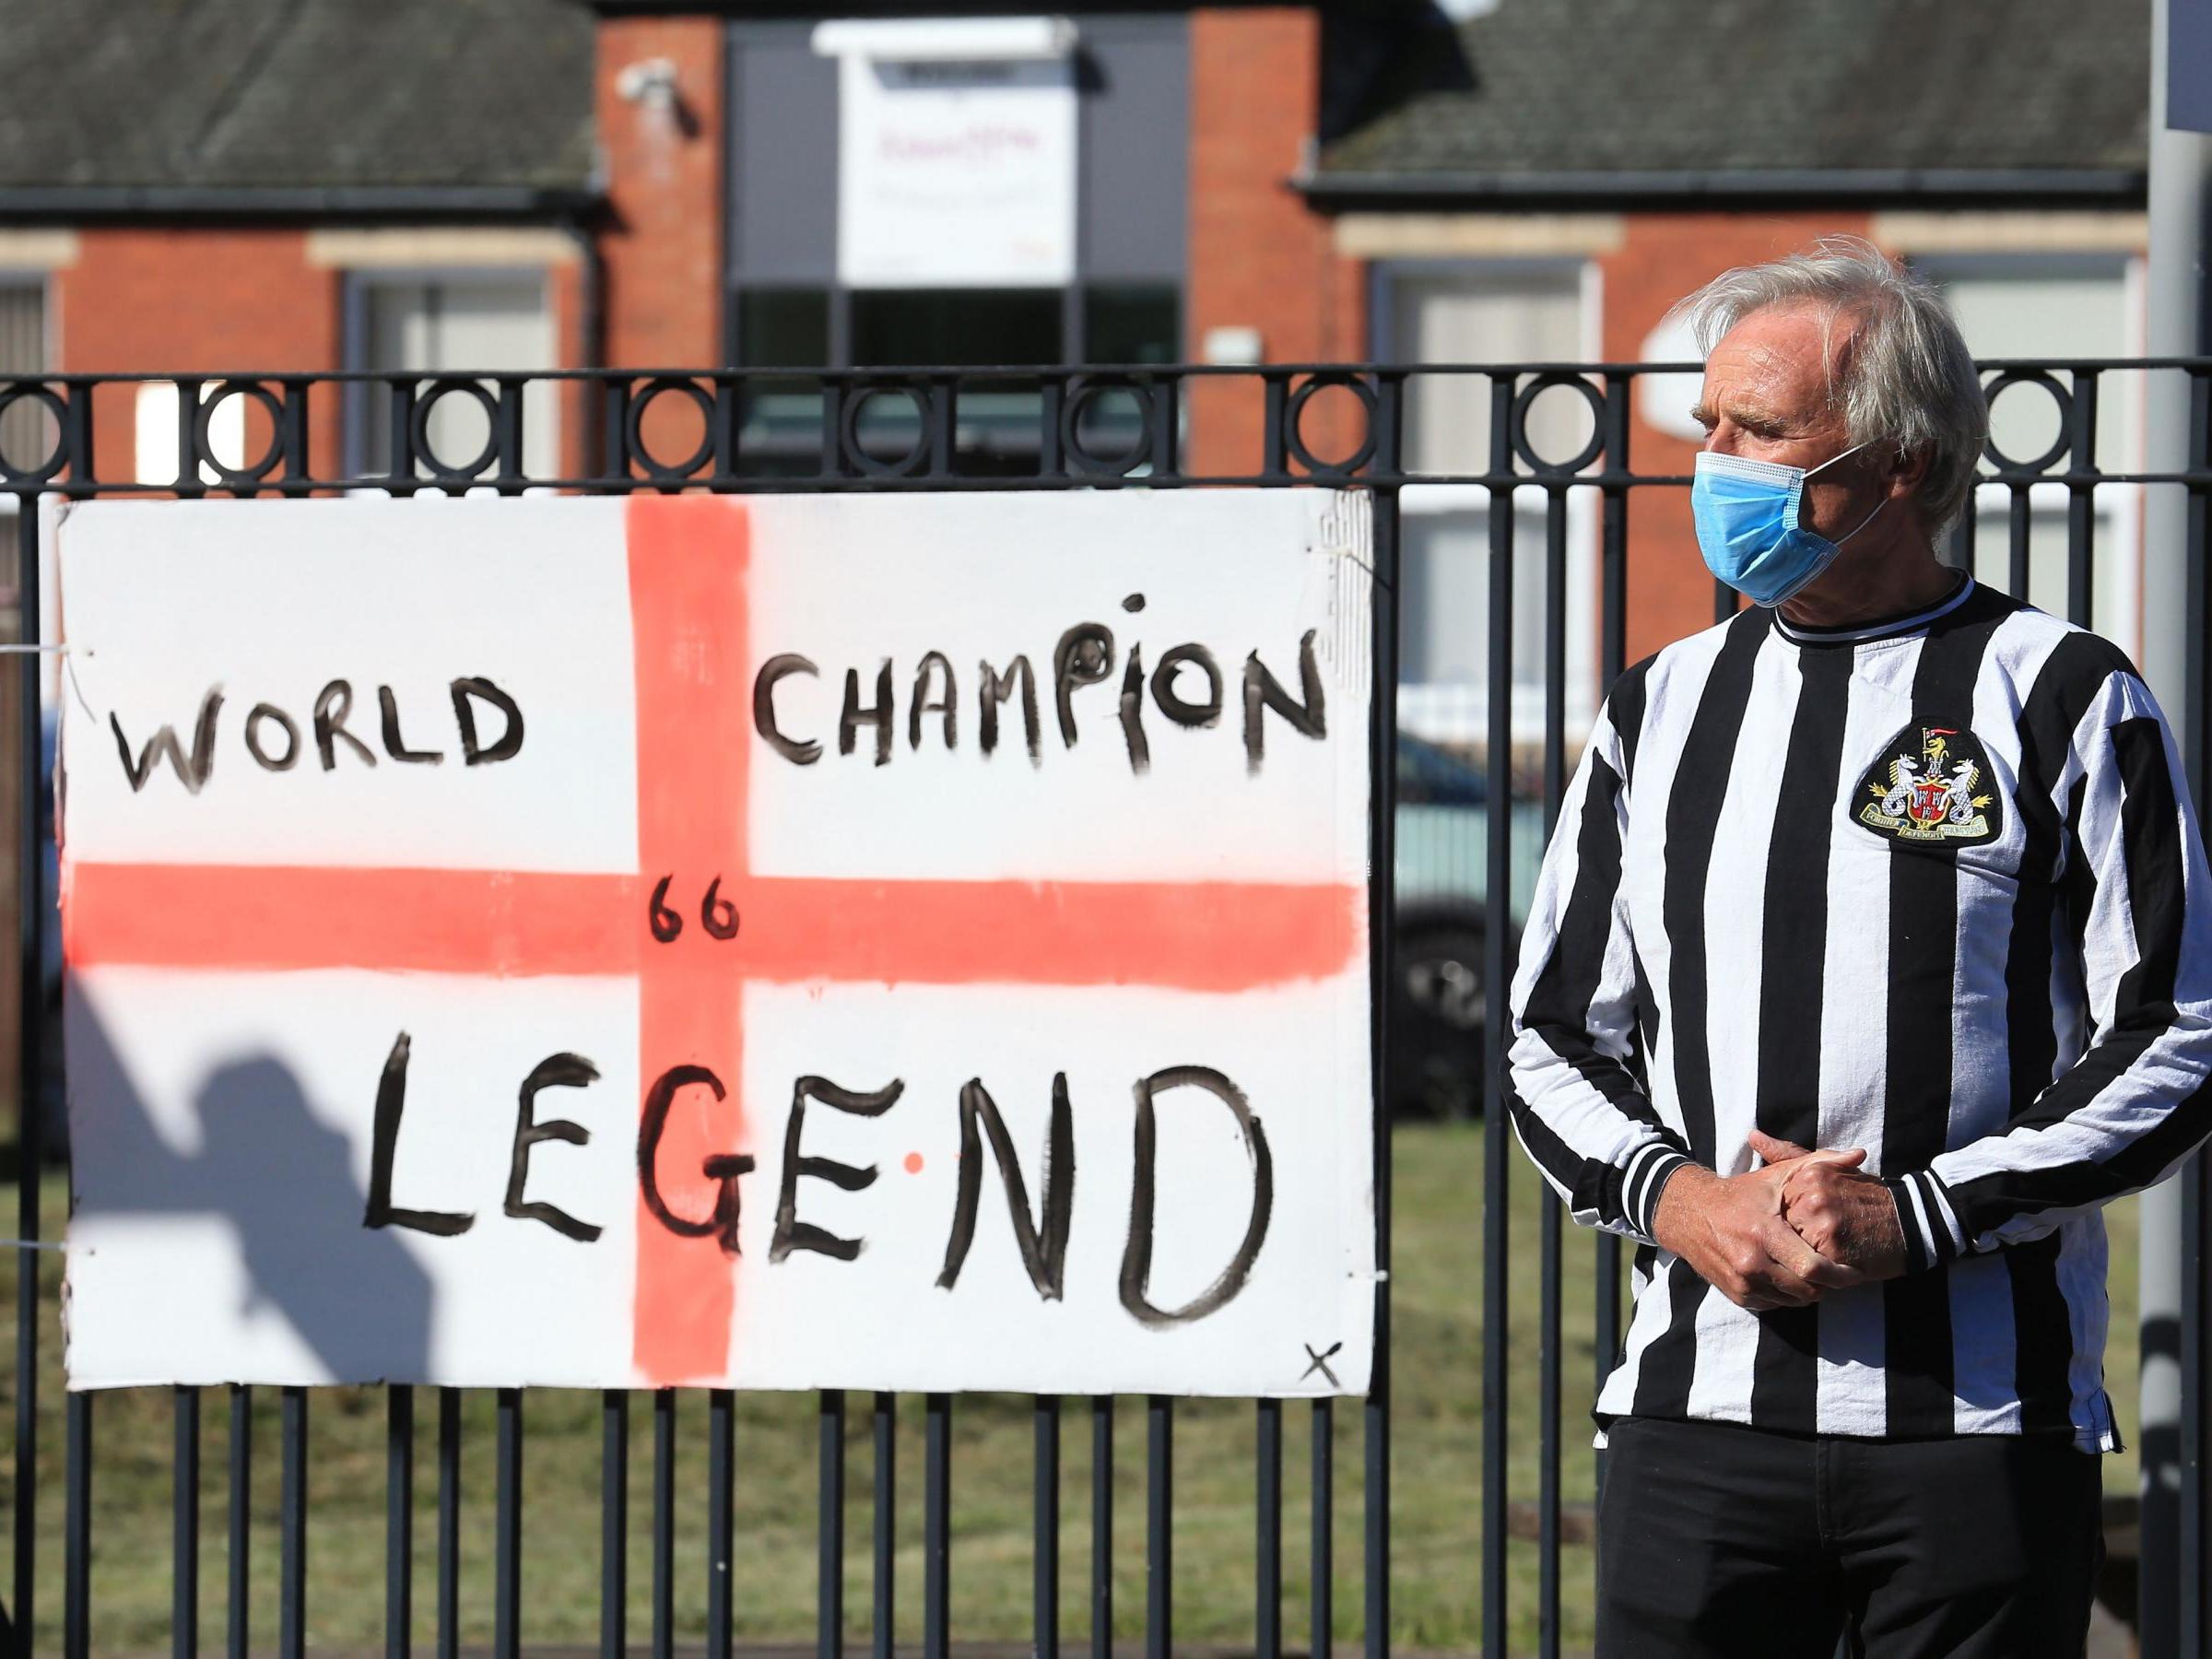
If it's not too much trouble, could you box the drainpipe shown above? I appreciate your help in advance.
[559,205,607,482]
[2140,1,2212,1650]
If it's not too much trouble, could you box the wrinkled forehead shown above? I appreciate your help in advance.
[1700,300,1856,425]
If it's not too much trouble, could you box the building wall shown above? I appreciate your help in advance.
[597,13,725,471]
[1187,6,1366,477]
[55,229,345,486]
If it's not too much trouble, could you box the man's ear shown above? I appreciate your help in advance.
[1888,443,1931,502]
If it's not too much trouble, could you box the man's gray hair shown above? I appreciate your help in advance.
[1667,236,1988,533]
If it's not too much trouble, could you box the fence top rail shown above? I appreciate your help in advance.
[7,356,2212,384]
[1,359,2205,497]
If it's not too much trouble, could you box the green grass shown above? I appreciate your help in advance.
[0,1130,2144,1655]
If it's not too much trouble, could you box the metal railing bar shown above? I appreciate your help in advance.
[872,1392,894,1659]
[1311,1400,1333,1659]
[709,1388,734,1659]
[384,1387,410,1659]
[2007,485,2031,603]
[1034,1394,1059,1659]
[1594,398,1630,1514]
[1255,1398,1281,1659]
[2065,371,2101,629]
[924,1393,951,1659]
[495,1387,523,1659]
[11,489,40,1659]
[1090,1395,1112,1659]
[24,355,2212,388]
[175,1385,199,1659]
[1146,1394,1171,1659]
[278,1386,305,1659]
[653,1390,675,1659]
[227,1385,250,1659]
[1539,485,1571,1659]
[1367,479,1402,1659]
[1480,382,1515,1659]
[820,1389,845,1659]
[602,1390,627,1659]
[63,1391,88,1659]
[436,1388,461,1659]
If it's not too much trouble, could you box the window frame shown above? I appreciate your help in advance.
[340,265,559,481]
[0,270,53,498]
[1368,254,1606,747]
[1909,248,2145,654]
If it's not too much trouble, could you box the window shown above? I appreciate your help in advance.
[1920,254,2140,655]
[1382,264,1598,747]
[1084,286,1179,367]
[351,275,558,482]
[134,382,244,487]
[730,284,1182,475]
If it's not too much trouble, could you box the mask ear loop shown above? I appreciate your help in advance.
[1800,438,1889,547]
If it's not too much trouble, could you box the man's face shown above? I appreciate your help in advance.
[1689,301,1881,544]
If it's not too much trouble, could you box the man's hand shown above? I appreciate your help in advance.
[1652,1138,1869,1312]
[1751,1129,1911,1281]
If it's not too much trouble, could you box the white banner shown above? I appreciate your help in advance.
[822,20,1078,289]
[58,489,1377,1394]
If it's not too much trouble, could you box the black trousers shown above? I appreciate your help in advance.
[1595,1415,2103,1658]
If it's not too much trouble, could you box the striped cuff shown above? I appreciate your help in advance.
[1883,1171,1968,1274]
[1624,1143,1695,1242]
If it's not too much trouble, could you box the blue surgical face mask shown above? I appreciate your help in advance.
[1690,442,1887,608]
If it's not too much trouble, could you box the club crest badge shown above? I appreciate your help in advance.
[1853,722,2004,848]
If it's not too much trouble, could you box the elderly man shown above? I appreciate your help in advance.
[1508,237,2212,1657]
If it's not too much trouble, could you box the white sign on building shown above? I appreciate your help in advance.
[815,17,1079,289]
[57,489,1378,1395]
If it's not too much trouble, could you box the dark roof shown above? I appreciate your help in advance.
[0,0,596,205]
[1317,0,2149,201]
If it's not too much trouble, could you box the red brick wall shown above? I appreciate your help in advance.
[55,228,344,486]
[597,15,724,472]
[1597,212,1875,663]
[1186,6,1366,477]
[53,229,597,488]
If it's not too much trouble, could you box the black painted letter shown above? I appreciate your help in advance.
[379,686,444,766]
[637,1064,752,1255]
[910,651,957,751]
[754,653,822,766]
[1241,630,1326,773]
[504,1052,602,1242]
[979,655,1041,764]
[313,679,377,772]
[112,686,225,794]
[935,1074,1075,1300]
[1150,644,1223,729]
[363,1031,476,1236]
[1053,623,1115,748]
[451,677,524,765]
[1119,1065,1273,1327]
[840,661,894,767]
[771,1075,903,1263]
[243,702,300,771]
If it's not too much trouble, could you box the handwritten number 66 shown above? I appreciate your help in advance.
[649,876,740,943]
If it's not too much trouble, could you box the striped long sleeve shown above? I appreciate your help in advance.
[1499,583,2204,1445]
[1887,664,2212,1271]
[1507,684,1691,1246]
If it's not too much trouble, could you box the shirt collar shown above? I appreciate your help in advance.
[1771,571,1975,648]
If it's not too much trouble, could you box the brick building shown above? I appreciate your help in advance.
[0,0,2154,742]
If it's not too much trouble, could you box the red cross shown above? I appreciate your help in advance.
[63,496,1364,1385]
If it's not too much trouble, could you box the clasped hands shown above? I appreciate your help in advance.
[1651,1130,1910,1312]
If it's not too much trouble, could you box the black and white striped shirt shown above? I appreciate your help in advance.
[1508,576,2212,1449]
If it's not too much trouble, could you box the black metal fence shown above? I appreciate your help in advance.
[0,359,2206,1656]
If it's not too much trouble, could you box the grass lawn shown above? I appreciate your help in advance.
[0,1127,2144,1655]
